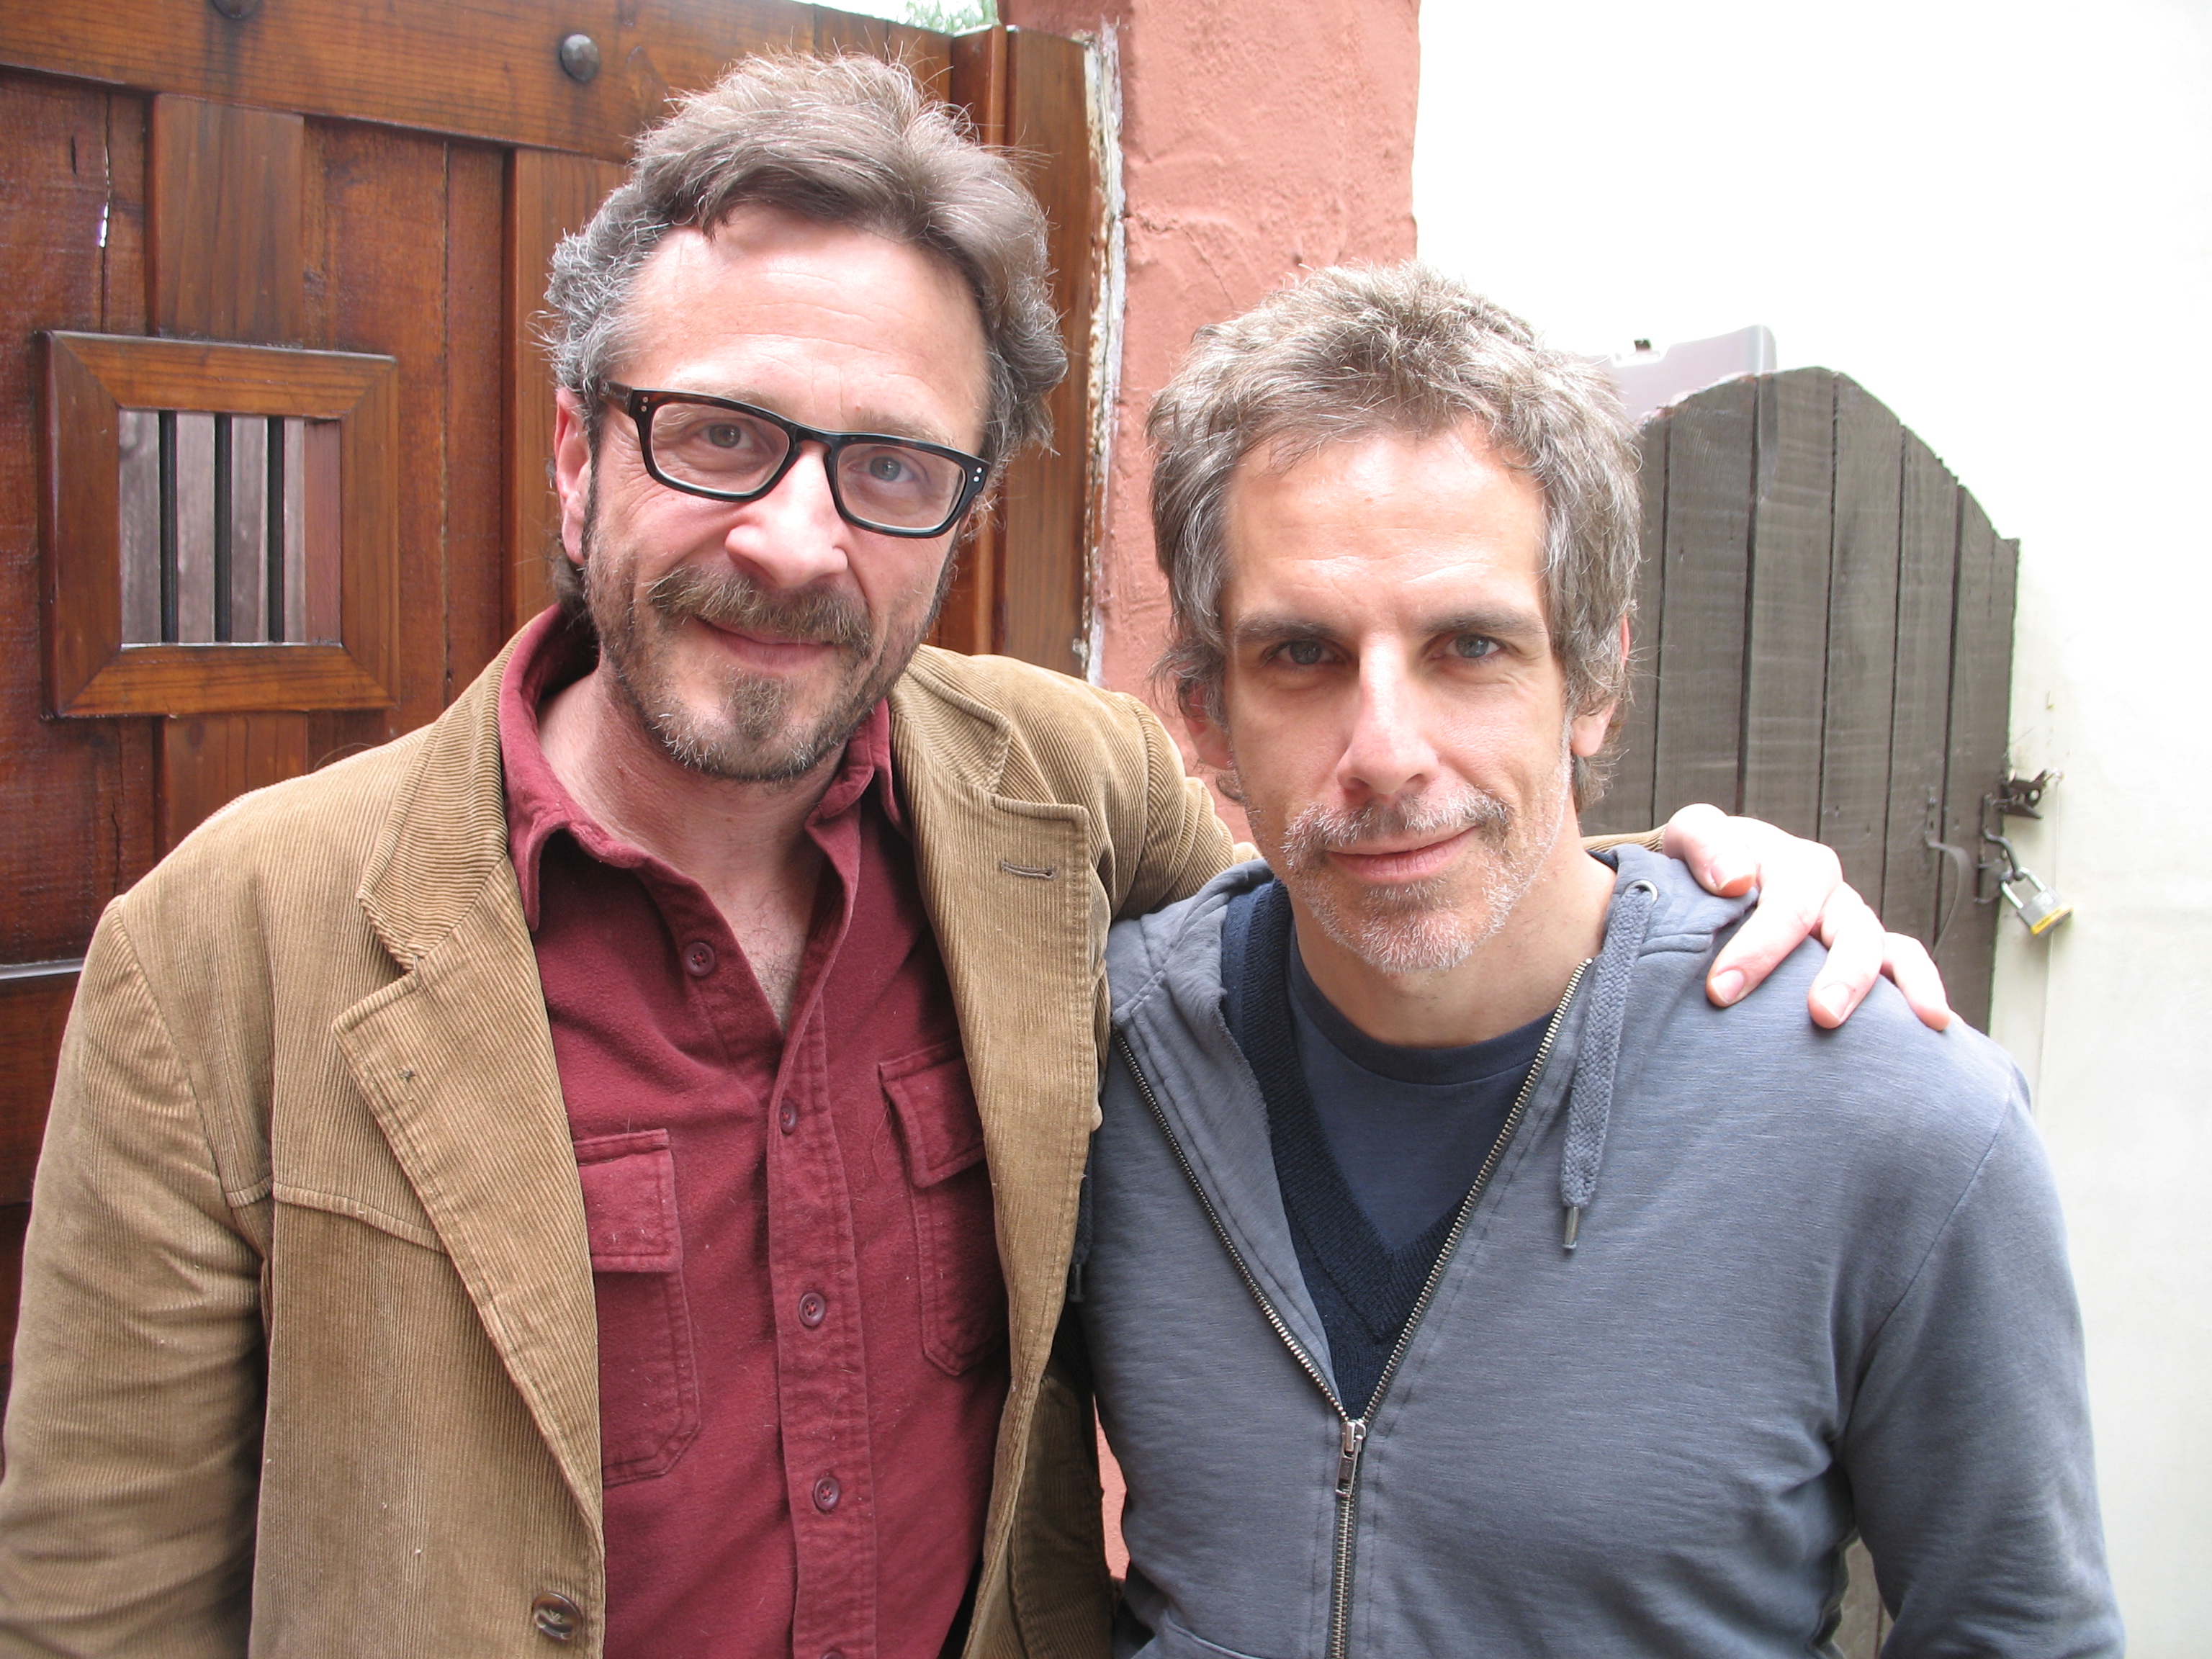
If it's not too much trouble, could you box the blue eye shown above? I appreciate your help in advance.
[1284,639,1326,666]
[1452,635,1497,659]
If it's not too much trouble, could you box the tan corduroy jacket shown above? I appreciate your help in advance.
[0,640,1232,1659]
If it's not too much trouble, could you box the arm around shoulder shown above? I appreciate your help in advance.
[0,902,264,1656]
[1105,688,1235,922]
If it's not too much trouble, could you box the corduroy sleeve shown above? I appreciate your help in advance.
[1112,694,1236,924]
[0,903,263,1658]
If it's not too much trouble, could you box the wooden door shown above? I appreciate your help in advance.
[0,1,1103,1391]
[1585,368,2018,1033]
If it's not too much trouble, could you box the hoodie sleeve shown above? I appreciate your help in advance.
[1840,1096,2122,1657]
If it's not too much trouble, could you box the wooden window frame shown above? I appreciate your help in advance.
[40,331,399,717]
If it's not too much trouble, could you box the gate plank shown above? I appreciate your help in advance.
[1652,377,1755,818]
[1740,368,1835,838]
[1938,504,2015,1030]
[1881,434,1961,950]
[503,148,624,635]
[1820,378,1904,902]
[1586,410,1667,835]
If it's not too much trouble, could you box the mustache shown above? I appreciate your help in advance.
[644,565,873,655]
[1277,787,1513,868]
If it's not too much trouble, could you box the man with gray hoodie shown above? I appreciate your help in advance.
[1075,265,2120,1658]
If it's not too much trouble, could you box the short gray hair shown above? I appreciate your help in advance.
[1148,263,1640,804]
[544,54,1066,610]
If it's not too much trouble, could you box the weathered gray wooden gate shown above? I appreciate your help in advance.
[1584,367,2019,1033]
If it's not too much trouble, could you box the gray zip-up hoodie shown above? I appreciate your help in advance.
[1082,849,2118,1659]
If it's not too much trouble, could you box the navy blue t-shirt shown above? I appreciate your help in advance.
[1224,878,1550,1411]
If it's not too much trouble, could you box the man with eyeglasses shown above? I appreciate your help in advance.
[0,54,1943,1659]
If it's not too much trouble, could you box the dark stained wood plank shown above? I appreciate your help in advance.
[997,27,1095,677]
[1740,369,1834,838]
[148,95,305,344]
[0,971,76,1208]
[305,119,470,764]
[1819,378,1904,902]
[1650,376,1755,819]
[1936,500,2015,1030]
[504,148,624,636]
[445,140,510,698]
[0,1202,27,1403]
[1583,408,1665,836]
[929,24,1012,658]
[0,73,158,964]
[158,711,310,850]
[0,0,834,166]
[1880,433,1961,950]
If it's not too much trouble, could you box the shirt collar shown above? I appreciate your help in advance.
[498,607,906,930]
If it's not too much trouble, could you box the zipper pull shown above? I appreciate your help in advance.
[1336,1419,1368,1496]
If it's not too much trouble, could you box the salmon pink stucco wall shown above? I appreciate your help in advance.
[1003,0,1419,715]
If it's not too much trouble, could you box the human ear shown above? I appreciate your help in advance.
[1181,682,1235,775]
[552,390,593,567]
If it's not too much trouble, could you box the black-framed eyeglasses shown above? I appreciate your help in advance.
[603,383,989,539]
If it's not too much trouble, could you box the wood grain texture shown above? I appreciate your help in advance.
[0,74,158,966]
[813,9,953,99]
[306,118,481,766]
[0,0,834,164]
[445,141,510,697]
[1881,433,1961,950]
[158,710,309,850]
[148,95,304,343]
[1937,502,2015,1030]
[1740,369,1834,838]
[997,27,1094,677]
[1584,409,1665,837]
[1651,376,1755,819]
[40,333,400,716]
[503,148,624,634]
[1820,379,1904,903]
[927,24,1012,658]
[0,972,76,1208]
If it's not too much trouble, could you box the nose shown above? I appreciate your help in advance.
[722,443,852,590]
[1334,647,1439,804]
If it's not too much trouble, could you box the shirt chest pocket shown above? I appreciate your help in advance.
[575,1129,701,1485]
[882,1042,1007,1376]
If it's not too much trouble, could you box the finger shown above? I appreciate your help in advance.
[1805,886,1884,1028]
[1663,802,1756,896]
[1881,932,1954,1032]
[1704,837,1838,1007]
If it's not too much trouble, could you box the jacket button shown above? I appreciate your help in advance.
[812,1474,841,1512]
[779,1103,798,1134]
[798,1290,827,1328]
[683,940,717,976]
[531,1593,583,1642]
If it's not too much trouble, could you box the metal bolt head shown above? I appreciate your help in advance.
[209,0,262,17]
[559,33,601,84]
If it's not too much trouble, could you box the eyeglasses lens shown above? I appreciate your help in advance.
[647,401,964,531]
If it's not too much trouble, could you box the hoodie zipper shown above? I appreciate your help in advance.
[1112,958,1587,1659]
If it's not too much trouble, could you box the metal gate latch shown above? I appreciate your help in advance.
[1982,772,2073,938]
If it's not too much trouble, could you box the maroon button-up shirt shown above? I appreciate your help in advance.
[499,611,1009,1659]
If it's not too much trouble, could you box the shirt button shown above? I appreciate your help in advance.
[797,1291,827,1328]
[778,1104,798,1134]
[682,940,717,977]
[812,1474,842,1512]
[823,1650,846,1659]
[531,1593,583,1642]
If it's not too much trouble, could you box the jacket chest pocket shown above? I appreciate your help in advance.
[883,1042,1007,1375]
[575,1129,701,1485]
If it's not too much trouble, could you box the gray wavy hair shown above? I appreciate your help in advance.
[1148,263,1641,805]
[543,54,1066,610]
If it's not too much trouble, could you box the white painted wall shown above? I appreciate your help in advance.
[1416,1,2212,1645]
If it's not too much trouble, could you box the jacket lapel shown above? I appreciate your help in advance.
[333,648,603,1537]
[889,667,1098,1417]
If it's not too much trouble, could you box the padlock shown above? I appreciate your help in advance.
[1999,868,2072,938]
